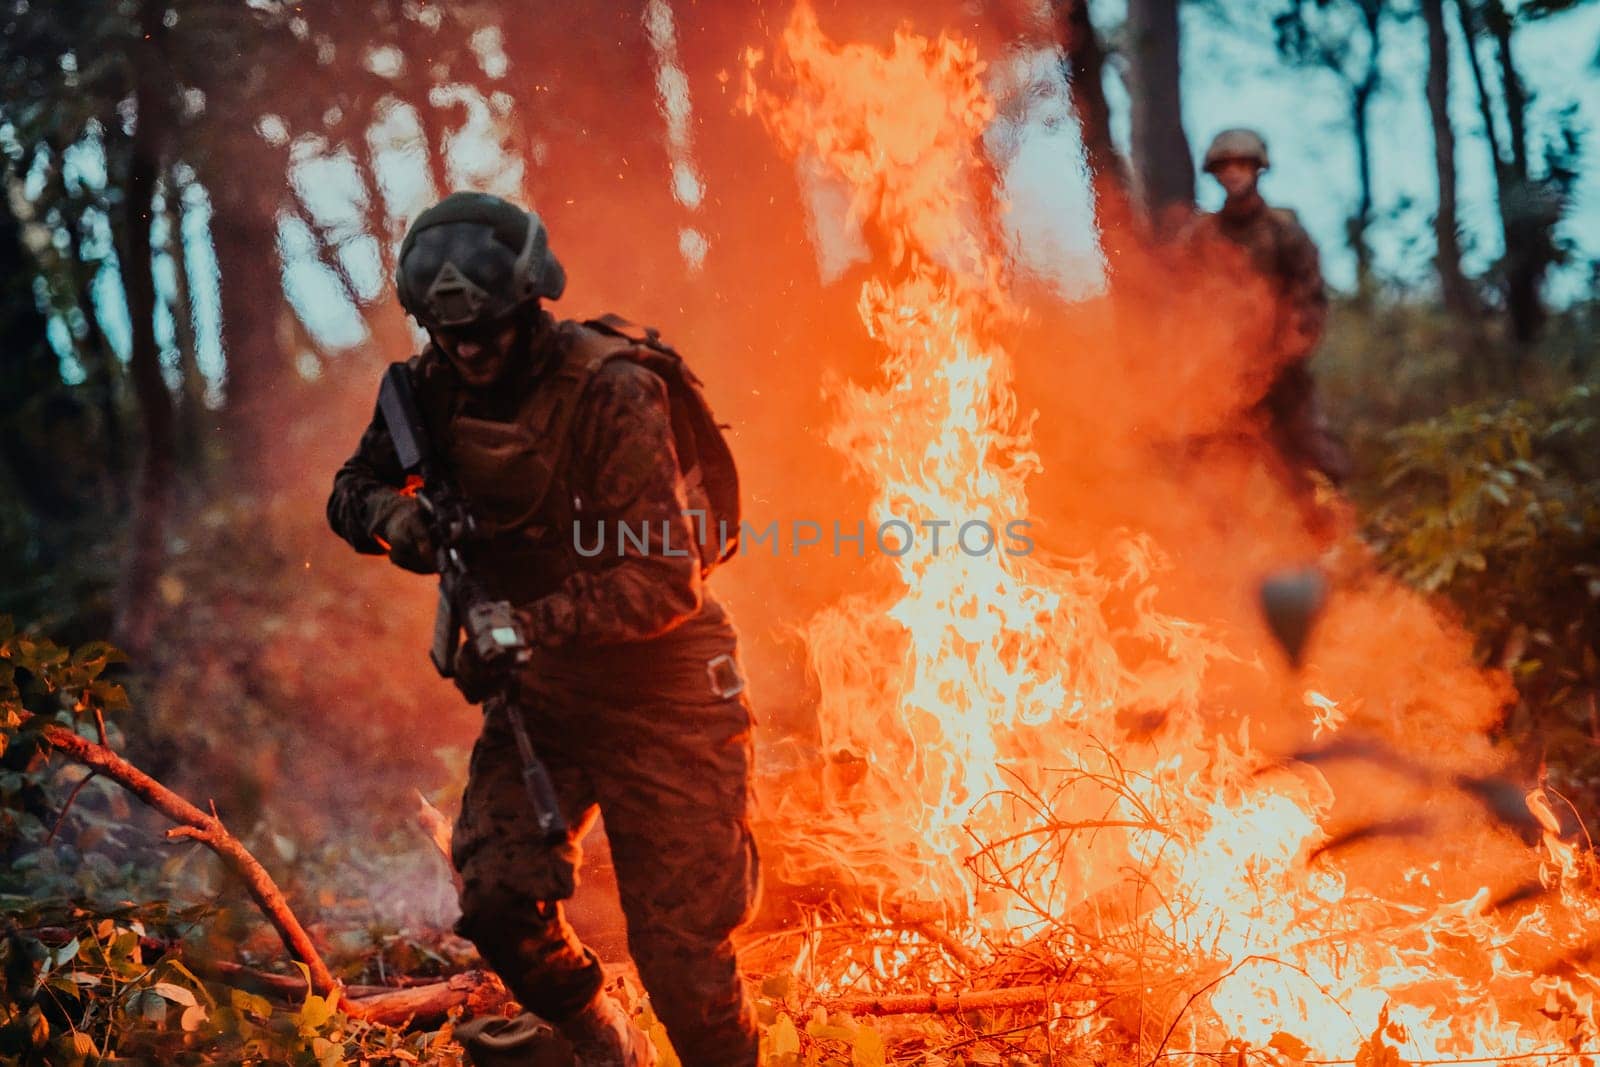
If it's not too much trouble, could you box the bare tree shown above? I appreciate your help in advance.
[1126,0,1196,227]
[1273,0,1388,289]
[1420,0,1476,317]
[112,0,178,654]
[1455,0,1574,353]
[1052,0,1139,260]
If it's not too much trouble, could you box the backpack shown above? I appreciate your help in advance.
[568,314,742,574]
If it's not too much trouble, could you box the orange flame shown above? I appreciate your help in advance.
[743,3,1600,1060]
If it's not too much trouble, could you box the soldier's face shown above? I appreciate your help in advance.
[434,322,520,388]
[1213,160,1261,199]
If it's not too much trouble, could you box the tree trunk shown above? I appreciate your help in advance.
[1052,0,1138,270]
[207,134,291,487]
[1348,80,1376,288]
[0,158,70,529]
[1455,1,1505,166]
[0,162,58,410]
[1346,1,1382,292]
[163,174,209,475]
[1456,0,1544,356]
[1482,0,1542,350]
[112,2,178,656]
[67,206,126,492]
[1483,0,1527,179]
[39,143,125,488]
[1421,0,1475,317]
[396,15,455,201]
[1125,0,1194,230]
[498,0,687,319]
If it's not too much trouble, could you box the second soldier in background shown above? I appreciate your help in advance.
[1183,128,1350,494]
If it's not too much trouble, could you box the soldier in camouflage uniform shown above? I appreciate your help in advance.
[1182,128,1349,488]
[327,192,760,1067]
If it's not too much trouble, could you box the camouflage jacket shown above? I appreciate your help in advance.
[326,317,711,650]
[1181,191,1328,363]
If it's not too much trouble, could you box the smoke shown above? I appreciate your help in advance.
[195,11,1560,1043]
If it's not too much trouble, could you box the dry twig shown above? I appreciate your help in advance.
[832,984,1094,1015]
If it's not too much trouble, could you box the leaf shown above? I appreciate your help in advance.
[28,1006,48,1046]
[1270,1032,1312,1061]
[89,680,130,713]
[230,987,273,1020]
[769,1013,801,1058]
[139,989,168,1023]
[273,833,298,862]
[760,972,792,1003]
[298,992,337,1033]
[152,981,198,1006]
[180,1004,208,1032]
[850,1022,886,1067]
[70,641,126,679]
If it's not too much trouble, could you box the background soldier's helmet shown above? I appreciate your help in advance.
[1203,128,1270,173]
[396,192,566,328]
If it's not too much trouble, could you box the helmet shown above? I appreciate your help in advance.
[396,192,566,329]
[1202,129,1270,173]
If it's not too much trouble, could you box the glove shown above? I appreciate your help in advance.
[368,492,436,574]
[453,605,535,703]
[452,638,493,704]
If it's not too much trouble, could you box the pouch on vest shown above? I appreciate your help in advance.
[573,314,743,575]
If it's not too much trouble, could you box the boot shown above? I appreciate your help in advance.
[555,991,658,1067]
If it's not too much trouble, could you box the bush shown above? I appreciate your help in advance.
[1358,383,1600,812]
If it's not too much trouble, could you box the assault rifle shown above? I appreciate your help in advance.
[377,362,570,848]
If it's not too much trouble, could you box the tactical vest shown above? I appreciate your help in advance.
[412,316,741,601]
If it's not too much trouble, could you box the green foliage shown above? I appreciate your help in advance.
[1359,384,1600,808]
[0,621,474,1063]
[0,618,131,738]
[0,618,134,863]
[1364,384,1598,592]
[0,899,212,1065]
[0,897,463,1064]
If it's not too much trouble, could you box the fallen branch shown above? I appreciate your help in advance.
[348,969,513,1026]
[29,926,507,1029]
[193,957,514,1024]
[28,716,349,1010]
[831,984,1095,1016]
[202,963,514,1027]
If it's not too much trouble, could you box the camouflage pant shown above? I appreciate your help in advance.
[450,637,760,1067]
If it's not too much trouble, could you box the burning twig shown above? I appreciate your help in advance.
[831,984,1092,1016]
[1146,955,1362,1067]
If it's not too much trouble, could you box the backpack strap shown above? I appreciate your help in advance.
[578,316,742,570]
[533,321,640,488]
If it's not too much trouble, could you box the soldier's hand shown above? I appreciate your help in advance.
[370,493,437,574]
[452,640,495,704]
